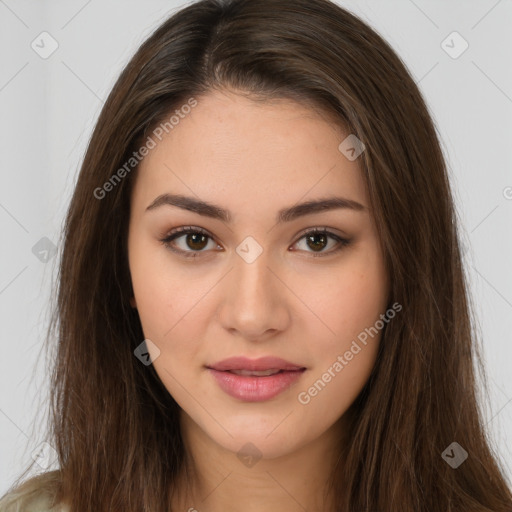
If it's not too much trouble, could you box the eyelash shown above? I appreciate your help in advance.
[159,225,351,259]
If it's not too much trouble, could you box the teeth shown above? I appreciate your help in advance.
[229,369,282,376]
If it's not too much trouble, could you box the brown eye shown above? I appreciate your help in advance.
[292,228,351,257]
[183,232,209,251]
[305,232,329,252]
[160,226,219,258]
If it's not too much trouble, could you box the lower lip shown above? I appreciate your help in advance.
[207,368,306,402]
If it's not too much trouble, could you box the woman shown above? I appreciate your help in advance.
[1,0,511,510]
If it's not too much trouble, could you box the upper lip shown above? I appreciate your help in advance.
[207,356,306,372]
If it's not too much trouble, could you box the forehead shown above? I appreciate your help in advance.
[132,89,368,214]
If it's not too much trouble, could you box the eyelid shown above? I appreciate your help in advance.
[294,225,347,240]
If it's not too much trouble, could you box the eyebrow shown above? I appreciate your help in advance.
[145,193,367,223]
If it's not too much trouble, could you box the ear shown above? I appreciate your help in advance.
[130,296,137,308]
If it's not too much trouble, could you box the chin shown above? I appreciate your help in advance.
[219,430,302,462]
[206,412,319,461]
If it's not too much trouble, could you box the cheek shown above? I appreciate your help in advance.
[128,243,216,387]
[132,276,205,367]
[303,250,388,348]
[295,246,387,410]
[297,285,386,421]
[130,266,173,342]
[295,337,380,433]
[129,234,202,342]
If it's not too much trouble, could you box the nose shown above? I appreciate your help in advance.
[216,247,290,342]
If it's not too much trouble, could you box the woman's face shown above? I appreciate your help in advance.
[128,89,390,459]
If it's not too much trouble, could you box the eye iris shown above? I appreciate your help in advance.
[306,233,327,252]
[186,233,208,250]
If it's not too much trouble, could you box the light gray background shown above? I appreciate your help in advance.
[1,0,511,495]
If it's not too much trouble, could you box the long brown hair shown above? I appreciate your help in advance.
[2,0,511,510]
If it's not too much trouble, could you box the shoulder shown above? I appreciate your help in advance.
[0,491,61,512]
[0,471,68,512]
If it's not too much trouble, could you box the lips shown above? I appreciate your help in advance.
[206,356,306,402]
[207,356,305,372]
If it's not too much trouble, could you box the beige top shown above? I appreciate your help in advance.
[0,471,68,512]
[0,489,68,512]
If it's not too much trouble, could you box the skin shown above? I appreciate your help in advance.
[127,88,390,512]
